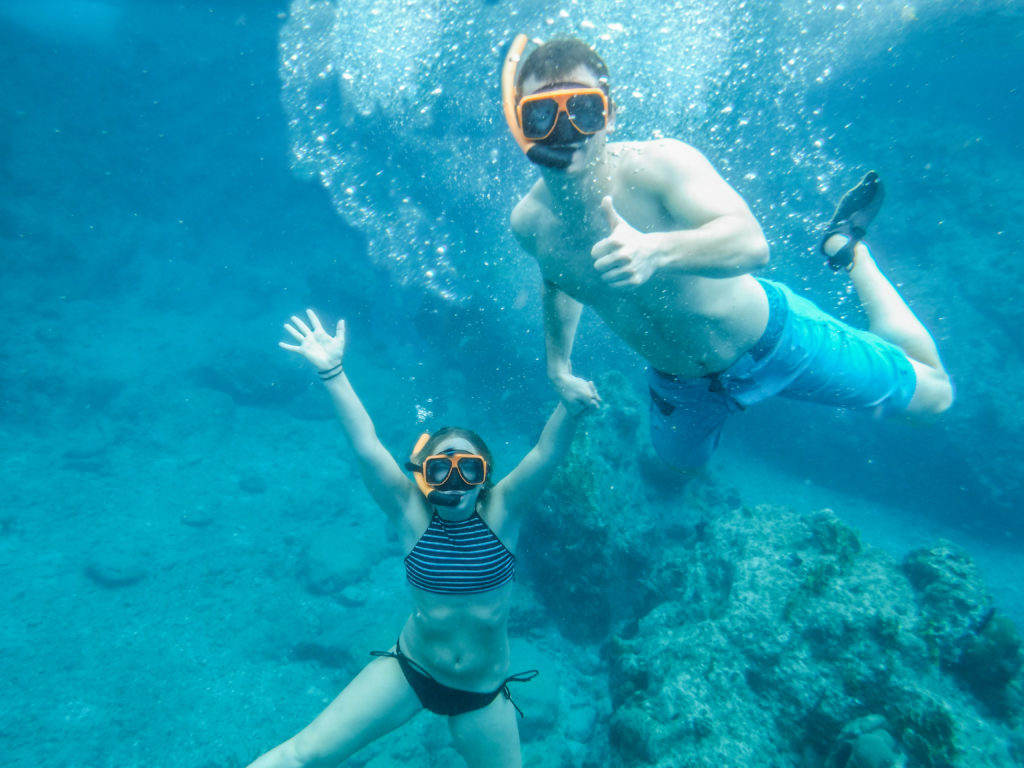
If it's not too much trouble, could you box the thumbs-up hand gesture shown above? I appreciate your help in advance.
[591,196,659,288]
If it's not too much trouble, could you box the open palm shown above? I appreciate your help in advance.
[279,309,345,371]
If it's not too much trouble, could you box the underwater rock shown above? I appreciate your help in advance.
[192,349,308,408]
[956,611,1023,712]
[512,375,1023,764]
[337,584,368,607]
[290,640,352,670]
[180,510,215,528]
[295,528,375,601]
[84,553,148,588]
[824,715,905,768]
[520,372,656,643]
[61,413,118,474]
[606,503,1023,767]
[238,474,267,495]
[903,543,989,657]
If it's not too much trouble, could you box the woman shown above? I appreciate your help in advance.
[248,309,585,768]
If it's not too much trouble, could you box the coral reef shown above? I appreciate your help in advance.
[520,385,1024,766]
[518,372,1013,763]
[905,543,1024,717]
[520,371,662,643]
[824,715,906,768]
[606,505,1023,766]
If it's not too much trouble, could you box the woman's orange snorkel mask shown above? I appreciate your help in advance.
[406,432,487,508]
[406,432,437,501]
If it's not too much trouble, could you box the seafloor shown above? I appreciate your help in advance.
[2,3,1022,767]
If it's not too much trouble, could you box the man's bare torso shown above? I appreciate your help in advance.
[516,141,769,377]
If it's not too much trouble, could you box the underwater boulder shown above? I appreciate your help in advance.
[956,610,1023,710]
[294,523,378,601]
[605,501,1023,767]
[83,551,148,588]
[520,372,656,643]
[192,348,309,409]
[824,715,906,768]
[903,541,993,669]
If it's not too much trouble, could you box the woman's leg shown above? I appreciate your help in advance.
[247,654,422,768]
[824,235,954,415]
[447,693,522,768]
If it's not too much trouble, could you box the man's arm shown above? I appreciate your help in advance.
[636,214,769,277]
[542,279,601,411]
[592,140,770,286]
[542,278,581,383]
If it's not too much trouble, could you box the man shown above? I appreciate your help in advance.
[502,36,953,474]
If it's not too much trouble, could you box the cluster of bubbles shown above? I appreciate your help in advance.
[278,0,965,304]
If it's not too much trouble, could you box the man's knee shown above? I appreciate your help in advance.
[927,374,954,414]
[907,367,954,416]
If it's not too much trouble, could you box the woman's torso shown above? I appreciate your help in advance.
[398,500,517,692]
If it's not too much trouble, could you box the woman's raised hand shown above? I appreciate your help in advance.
[279,309,345,372]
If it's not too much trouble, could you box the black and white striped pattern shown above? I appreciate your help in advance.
[405,512,516,594]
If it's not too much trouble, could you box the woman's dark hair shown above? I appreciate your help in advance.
[516,38,610,95]
[414,427,495,495]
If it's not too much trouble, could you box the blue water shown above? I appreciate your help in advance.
[2,2,1022,766]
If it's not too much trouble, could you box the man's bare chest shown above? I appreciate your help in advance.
[533,222,610,298]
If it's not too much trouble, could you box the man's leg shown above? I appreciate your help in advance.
[647,369,741,474]
[822,235,953,415]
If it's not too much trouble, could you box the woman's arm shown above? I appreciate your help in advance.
[280,309,412,519]
[492,402,582,518]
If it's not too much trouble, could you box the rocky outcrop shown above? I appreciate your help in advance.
[606,505,1023,767]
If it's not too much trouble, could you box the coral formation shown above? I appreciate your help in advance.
[522,393,1024,766]
[604,504,1022,766]
[521,371,659,643]
[904,542,1024,715]
[824,715,905,768]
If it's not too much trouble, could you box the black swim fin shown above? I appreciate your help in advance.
[820,170,885,271]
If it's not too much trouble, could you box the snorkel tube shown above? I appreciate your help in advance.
[501,33,575,170]
[501,34,532,156]
[406,432,462,507]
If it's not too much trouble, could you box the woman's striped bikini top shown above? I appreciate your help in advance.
[404,511,516,594]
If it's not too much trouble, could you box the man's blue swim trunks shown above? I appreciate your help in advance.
[647,279,917,472]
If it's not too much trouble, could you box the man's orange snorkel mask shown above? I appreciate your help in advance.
[502,34,609,170]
